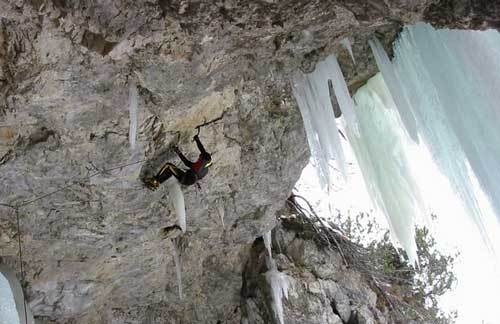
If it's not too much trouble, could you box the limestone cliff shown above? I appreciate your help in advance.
[0,0,494,323]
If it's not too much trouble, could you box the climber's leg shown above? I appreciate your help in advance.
[179,170,197,186]
[157,163,184,182]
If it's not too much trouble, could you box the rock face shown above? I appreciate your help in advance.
[241,216,388,324]
[424,0,500,30]
[0,0,491,323]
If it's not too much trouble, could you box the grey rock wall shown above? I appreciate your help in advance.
[0,0,488,322]
[241,218,387,324]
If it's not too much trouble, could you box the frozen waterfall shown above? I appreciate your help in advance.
[292,54,420,263]
[370,23,500,251]
[368,38,419,142]
[292,23,500,263]
[348,74,423,265]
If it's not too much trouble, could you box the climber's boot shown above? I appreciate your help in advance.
[160,224,183,240]
[144,177,160,191]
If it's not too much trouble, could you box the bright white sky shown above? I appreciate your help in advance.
[296,138,500,324]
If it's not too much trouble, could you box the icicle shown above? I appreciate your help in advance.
[261,230,289,323]
[292,62,348,188]
[172,240,183,300]
[263,230,276,269]
[263,231,272,259]
[166,178,186,232]
[265,268,290,324]
[340,37,356,65]
[217,201,225,229]
[369,38,419,143]
[128,82,138,150]
[321,55,359,136]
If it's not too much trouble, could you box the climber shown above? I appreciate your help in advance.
[144,134,212,190]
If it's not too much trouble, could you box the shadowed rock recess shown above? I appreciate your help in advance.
[0,1,495,323]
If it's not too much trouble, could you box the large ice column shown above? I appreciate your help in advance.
[379,23,500,249]
[321,55,359,136]
[347,74,422,265]
[369,38,419,143]
[128,82,138,150]
[292,57,348,188]
[166,178,186,232]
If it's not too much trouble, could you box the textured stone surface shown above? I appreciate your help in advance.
[0,0,481,323]
[241,217,388,324]
[424,0,500,30]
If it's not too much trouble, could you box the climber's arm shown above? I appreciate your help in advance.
[174,146,193,168]
[193,134,208,155]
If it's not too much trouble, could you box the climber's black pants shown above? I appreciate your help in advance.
[155,163,197,186]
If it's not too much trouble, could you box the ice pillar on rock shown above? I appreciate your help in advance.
[166,178,186,233]
[128,82,138,150]
[262,230,290,324]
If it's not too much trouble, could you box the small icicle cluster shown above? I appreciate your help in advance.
[291,54,359,189]
[262,230,290,324]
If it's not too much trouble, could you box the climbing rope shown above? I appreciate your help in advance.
[14,159,146,208]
